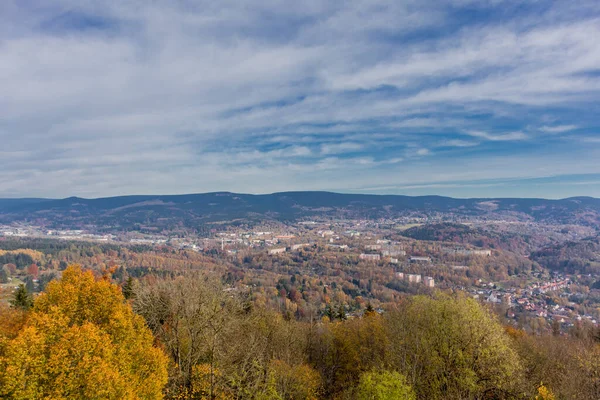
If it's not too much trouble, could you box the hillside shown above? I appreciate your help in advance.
[531,235,600,274]
[1,192,600,230]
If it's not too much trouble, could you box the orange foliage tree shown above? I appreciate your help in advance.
[0,266,168,399]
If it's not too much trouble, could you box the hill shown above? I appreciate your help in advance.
[531,235,600,275]
[1,192,599,230]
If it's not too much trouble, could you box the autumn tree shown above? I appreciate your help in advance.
[269,360,321,400]
[0,266,168,399]
[354,370,415,400]
[385,294,522,399]
[133,274,244,398]
[512,333,600,399]
[309,312,388,397]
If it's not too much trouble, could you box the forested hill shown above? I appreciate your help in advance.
[531,235,600,275]
[1,192,599,228]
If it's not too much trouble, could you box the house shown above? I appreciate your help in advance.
[382,250,406,257]
[268,247,287,255]
[291,243,310,250]
[424,276,435,288]
[406,274,422,283]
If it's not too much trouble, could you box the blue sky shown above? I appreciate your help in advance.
[1,0,600,199]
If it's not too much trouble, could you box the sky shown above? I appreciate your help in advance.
[1,0,600,199]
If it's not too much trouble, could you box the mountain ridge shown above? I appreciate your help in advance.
[1,191,599,229]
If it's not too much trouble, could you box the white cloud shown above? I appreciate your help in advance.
[464,131,528,141]
[438,139,480,148]
[320,142,364,155]
[0,0,599,197]
[540,125,578,133]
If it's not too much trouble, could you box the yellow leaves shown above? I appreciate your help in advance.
[0,249,44,262]
[535,384,556,400]
[355,370,415,400]
[269,360,321,400]
[505,325,526,339]
[0,303,27,341]
[386,294,523,400]
[0,265,168,399]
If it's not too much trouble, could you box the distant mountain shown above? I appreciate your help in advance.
[0,192,599,231]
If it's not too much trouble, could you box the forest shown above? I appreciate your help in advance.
[0,265,599,399]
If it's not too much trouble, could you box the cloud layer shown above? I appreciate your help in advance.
[1,0,600,198]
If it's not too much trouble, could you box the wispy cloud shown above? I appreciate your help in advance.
[320,142,364,155]
[540,125,578,134]
[464,131,528,141]
[1,1,600,198]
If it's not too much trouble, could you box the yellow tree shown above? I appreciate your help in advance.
[354,370,415,400]
[386,294,522,399]
[0,266,168,399]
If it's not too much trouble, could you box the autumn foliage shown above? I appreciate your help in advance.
[0,266,168,399]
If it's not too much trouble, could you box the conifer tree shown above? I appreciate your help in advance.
[10,284,32,310]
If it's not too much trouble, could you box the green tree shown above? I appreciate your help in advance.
[337,304,347,321]
[386,294,522,399]
[122,276,135,300]
[10,284,32,310]
[0,266,9,283]
[355,370,415,400]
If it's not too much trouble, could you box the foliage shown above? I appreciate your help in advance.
[269,360,321,400]
[385,294,522,399]
[9,284,33,310]
[354,370,415,400]
[535,384,555,400]
[0,266,168,399]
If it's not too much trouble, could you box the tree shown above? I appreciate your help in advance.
[269,360,321,400]
[337,304,347,321]
[133,274,244,397]
[309,312,388,397]
[27,263,39,279]
[122,276,135,300]
[10,284,32,310]
[385,294,522,399]
[24,276,34,293]
[0,266,168,399]
[535,384,555,400]
[354,370,415,400]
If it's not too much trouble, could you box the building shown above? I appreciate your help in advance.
[406,274,422,283]
[291,243,310,250]
[359,254,381,261]
[410,256,431,263]
[268,247,287,255]
[443,247,492,257]
[328,244,349,250]
[424,276,435,288]
[319,230,335,237]
[365,244,382,250]
[382,250,406,257]
[276,235,295,241]
[397,272,404,279]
